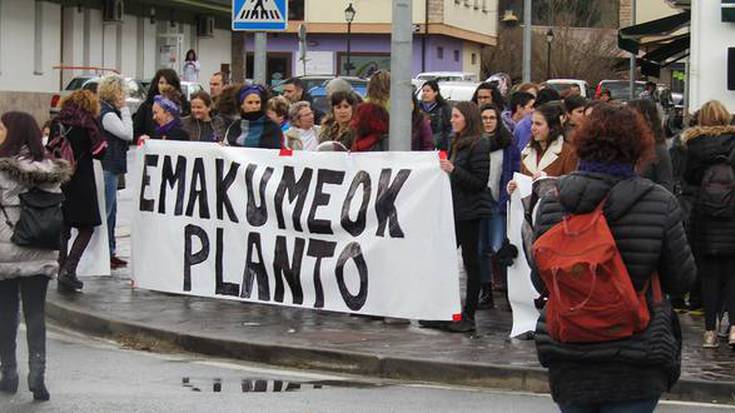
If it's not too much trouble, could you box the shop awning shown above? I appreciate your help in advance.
[641,34,690,65]
[618,11,690,54]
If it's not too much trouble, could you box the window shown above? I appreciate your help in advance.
[437,47,444,59]
[482,0,488,13]
[288,0,305,20]
[473,0,480,10]
[34,1,43,75]
[471,53,477,65]
[454,50,460,62]
[464,0,470,6]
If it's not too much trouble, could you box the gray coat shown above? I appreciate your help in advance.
[0,156,72,280]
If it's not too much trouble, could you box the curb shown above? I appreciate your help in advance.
[46,298,735,406]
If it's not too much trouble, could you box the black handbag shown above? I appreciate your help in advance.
[0,188,65,250]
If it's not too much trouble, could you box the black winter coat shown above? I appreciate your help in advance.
[56,125,103,227]
[421,101,452,151]
[642,142,674,192]
[683,125,735,256]
[533,172,695,406]
[448,135,492,221]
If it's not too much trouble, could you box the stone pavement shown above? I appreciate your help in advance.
[45,179,735,406]
[47,269,735,405]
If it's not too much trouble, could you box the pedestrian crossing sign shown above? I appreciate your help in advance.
[232,0,288,32]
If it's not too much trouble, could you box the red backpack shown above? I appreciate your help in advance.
[533,197,655,343]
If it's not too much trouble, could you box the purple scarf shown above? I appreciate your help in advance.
[577,160,636,178]
[156,117,182,137]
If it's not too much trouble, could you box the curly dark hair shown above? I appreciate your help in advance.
[571,102,655,167]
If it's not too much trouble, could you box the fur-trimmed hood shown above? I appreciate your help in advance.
[681,124,735,143]
[0,156,73,187]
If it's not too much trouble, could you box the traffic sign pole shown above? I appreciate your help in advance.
[254,32,268,85]
[389,0,412,152]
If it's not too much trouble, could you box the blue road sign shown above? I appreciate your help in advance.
[232,0,288,32]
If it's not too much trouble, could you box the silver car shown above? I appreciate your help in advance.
[49,77,147,116]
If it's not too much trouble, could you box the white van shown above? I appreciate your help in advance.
[415,71,478,83]
[545,79,591,98]
[415,81,480,104]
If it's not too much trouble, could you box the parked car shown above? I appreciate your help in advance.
[416,71,478,83]
[545,79,591,98]
[414,81,480,104]
[180,81,205,101]
[308,80,368,116]
[271,75,338,96]
[594,80,646,102]
[48,76,98,116]
[49,76,147,117]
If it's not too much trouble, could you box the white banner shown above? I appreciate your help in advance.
[131,141,461,320]
[507,173,540,337]
[74,160,111,277]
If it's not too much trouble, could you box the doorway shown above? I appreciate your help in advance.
[246,52,292,86]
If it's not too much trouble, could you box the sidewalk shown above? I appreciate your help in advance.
[47,267,735,405]
[47,181,735,405]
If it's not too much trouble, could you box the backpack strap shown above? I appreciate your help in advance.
[0,201,13,229]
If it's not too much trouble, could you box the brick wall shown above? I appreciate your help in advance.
[619,0,633,27]
[428,0,444,24]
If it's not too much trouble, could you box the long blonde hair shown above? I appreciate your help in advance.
[97,75,127,105]
[698,100,732,127]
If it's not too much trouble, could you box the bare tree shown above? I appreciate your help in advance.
[484,0,625,85]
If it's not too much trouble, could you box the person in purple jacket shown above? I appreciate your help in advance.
[411,94,435,151]
[514,87,561,153]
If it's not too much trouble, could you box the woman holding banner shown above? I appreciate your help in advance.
[224,84,283,149]
[438,101,492,333]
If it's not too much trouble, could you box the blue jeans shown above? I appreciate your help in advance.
[559,398,659,413]
[103,170,118,257]
[478,205,506,284]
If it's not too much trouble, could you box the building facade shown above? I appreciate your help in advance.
[242,0,497,82]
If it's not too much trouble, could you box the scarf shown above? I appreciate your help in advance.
[156,117,182,138]
[55,103,107,156]
[420,101,438,113]
[577,160,636,178]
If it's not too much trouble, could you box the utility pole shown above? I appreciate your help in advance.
[389,0,412,151]
[522,0,532,83]
[629,0,637,100]
[254,32,267,85]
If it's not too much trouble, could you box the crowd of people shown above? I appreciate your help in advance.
[0,59,733,409]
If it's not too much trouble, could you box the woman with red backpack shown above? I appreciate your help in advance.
[532,103,695,412]
[682,100,735,349]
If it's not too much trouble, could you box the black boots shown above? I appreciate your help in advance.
[477,283,495,309]
[57,226,93,292]
[57,268,84,291]
[0,370,18,394]
[28,354,49,401]
[28,373,49,401]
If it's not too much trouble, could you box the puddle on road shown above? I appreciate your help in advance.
[181,377,380,393]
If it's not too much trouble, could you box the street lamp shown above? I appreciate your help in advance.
[545,28,554,80]
[344,3,356,75]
